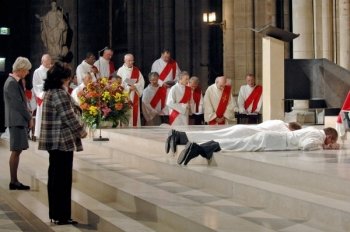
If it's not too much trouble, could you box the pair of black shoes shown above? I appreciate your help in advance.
[9,182,30,190]
[165,129,189,153]
[52,219,78,225]
[177,140,222,165]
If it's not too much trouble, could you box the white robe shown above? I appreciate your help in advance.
[166,83,189,126]
[151,58,181,86]
[76,60,96,85]
[117,65,145,127]
[71,83,85,105]
[187,120,290,142]
[237,84,262,113]
[217,127,325,151]
[94,57,113,78]
[32,65,49,137]
[203,83,237,124]
[142,85,165,125]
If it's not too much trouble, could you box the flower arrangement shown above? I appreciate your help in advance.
[79,77,131,128]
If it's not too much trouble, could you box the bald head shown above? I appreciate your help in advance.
[215,76,227,90]
[41,54,52,69]
[124,53,134,68]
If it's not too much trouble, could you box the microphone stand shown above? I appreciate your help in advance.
[93,47,109,141]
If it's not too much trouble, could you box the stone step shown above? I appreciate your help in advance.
[94,128,350,198]
[79,131,350,232]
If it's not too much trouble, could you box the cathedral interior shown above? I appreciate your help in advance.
[0,1,350,232]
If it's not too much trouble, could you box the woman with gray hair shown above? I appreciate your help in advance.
[3,57,33,190]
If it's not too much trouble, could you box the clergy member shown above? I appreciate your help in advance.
[188,76,204,125]
[33,54,52,140]
[237,73,262,114]
[151,49,181,88]
[71,72,92,105]
[117,53,145,127]
[94,48,115,78]
[204,76,237,125]
[166,71,191,126]
[76,52,97,85]
[142,72,167,126]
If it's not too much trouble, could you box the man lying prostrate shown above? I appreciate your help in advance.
[176,127,339,166]
[165,120,301,153]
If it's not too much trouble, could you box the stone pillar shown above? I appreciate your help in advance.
[339,0,350,69]
[262,37,285,120]
[292,0,314,58]
[313,0,333,60]
[222,0,235,90]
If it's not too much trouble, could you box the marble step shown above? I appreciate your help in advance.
[10,144,278,232]
[91,128,350,198]
[80,135,350,232]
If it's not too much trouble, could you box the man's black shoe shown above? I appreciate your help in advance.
[183,143,201,165]
[9,182,30,190]
[165,130,174,154]
[177,142,193,165]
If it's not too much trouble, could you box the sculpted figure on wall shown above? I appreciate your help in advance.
[36,0,68,60]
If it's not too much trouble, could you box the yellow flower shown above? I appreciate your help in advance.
[88,105,99,116]
[100,77,109,85]
[115,92,122,101]
[102,91,111,101]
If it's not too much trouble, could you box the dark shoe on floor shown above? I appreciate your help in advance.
[165,130,174,154]
[55,219,78,225]
[177,142,200,165]
[177,142,193,165]
[9,182,30,190]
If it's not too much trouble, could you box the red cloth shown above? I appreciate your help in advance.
[209,85,231,125]
[337,91,350,123]
[159,59,177,81]
[169,86,191,125]
[244,85,262,112]
[150,86,167,110]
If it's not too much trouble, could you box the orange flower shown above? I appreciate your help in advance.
[80,103,89,110]
[115,102,123,110]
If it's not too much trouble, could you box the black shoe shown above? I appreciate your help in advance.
[55,219,78,225]
[177,142,200,165]
[9,182,30,190]
[177,142,193,165]
[170,131,188,153]
[165,130,174,154]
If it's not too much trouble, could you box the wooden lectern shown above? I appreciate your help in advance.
[251,25,299,121]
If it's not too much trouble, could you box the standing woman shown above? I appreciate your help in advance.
[38,62,87,225]
[4,57,33,190]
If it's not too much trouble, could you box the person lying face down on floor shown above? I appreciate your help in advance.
[165,120,302,154]
[165,121,339,166]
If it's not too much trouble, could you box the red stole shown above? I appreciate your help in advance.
[159,59,177,81]
[169,86,191,125]
[192,87,202,113]
[25,90,32,100]
[150,86,167,110]
[209,85,231,125]
[244,85,262,112]
[131,67,140,127]
[36,97,43,107]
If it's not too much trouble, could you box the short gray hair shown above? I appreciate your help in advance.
[189,76,199,83]
[12,57,32,72]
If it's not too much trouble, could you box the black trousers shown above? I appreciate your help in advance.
[48,150,73,221]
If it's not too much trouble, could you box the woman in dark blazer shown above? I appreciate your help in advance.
[38,62,87,225]
[3,57,33,190]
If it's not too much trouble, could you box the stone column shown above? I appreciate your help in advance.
[314,0,333,60]
[339,0,350,69]
[222,0,235,90]
[292,0,314,58]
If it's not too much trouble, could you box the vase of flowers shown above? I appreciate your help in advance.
[79,77,131,129]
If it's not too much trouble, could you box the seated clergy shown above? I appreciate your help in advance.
[166,71,191,126]
[142,72,167,126]
[188,76,204,125]
[204,76,237,125]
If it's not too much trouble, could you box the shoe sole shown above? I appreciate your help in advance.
[165,130,174,153]
[177,143,193,165]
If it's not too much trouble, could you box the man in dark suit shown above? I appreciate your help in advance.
[3,57,33,190]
